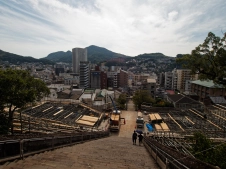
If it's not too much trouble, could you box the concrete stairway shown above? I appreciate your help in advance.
[0,135,160,169]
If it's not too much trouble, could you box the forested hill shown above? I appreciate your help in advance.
[135,53,172,59]
[44,51,71,63]
[44,45,131,63]
[86,45,130,63]
[0,50,54,65]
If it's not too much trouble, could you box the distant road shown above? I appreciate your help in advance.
[116,100,137,138]
[112,100,149,138]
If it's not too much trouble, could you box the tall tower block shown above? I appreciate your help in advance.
[72,48,87,74]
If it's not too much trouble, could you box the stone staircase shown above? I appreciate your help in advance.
[0,135,160,169]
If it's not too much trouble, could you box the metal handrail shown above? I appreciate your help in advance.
[144,136,189,169]
[143,136,218,169]
[0,130,109,164]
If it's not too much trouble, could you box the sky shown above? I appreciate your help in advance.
[0,0,226,59]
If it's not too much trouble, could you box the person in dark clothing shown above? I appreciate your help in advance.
[132,131,137,145]
[138,134,143,146]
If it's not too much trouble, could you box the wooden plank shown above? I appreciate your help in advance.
[154,113,162,121]
[76,120,95,126]
[154,124,162,131]
[160,123,170,131]
[149,114,156,121]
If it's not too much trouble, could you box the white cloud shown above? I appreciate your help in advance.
[168,11,178,21]
[0,0,226,58]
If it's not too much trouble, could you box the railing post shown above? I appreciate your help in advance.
[20,139,24,160]
[155,148,158,161]
[28,117,31,134]
[3,142,6,158]
[165,158,169,169]
[20,111,22,134]
[52,136,54,149]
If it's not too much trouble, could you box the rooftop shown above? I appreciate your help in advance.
[210,97,226,104]
[165,90,175,95]
[84,88,95,94]
[147,78,156,83]
[191,80,224,88]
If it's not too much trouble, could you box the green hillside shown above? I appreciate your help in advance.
[0,50,54,65]
[45,51,72,63]
[135,53,170,59]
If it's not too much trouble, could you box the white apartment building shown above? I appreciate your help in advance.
[171,69,199,92]
[132,73,151,86]
[72,48,87,74]
[79,61,90,89]
[176,69,199,92]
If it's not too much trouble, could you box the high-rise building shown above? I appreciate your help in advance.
[100,71,107,89]
[170,69,199,92]
[176,69,199,92]
[171,69,177,90]
[79,61,90,89]
[72,48,87,74]
[158,72,165,87]
[90,70,101,89]
[164,72,173,89]
[90,66,108,89]
[107,71,119,88]
[119,69,128,88]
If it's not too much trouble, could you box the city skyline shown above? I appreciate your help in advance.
[0,0,226,59]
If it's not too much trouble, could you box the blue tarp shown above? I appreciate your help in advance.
[146,123,153,132]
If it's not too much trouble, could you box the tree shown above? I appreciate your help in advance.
[117,93,127,110]
[191,132,226,168]
[153,98,174,107]
[0,69,50,134]
[191,132,213,162]
[176,32,226,85]
[214,143,226,168]
[132,90,154,109]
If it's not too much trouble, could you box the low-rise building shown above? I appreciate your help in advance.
[142,78,156,96]
[191,80,226,102]
[166,94,203,110]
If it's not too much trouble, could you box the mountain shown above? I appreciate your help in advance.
[0,50,54,65]
[87,45,130,63]
[44,45,131,63]
[135,53,171,59]
[44,51,72,63]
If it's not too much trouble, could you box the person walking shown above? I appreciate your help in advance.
[132,131,137,145]
[138,133,143,146]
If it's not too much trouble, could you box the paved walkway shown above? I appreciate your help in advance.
[1,136,159,169]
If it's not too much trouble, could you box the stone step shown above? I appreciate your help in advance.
[0,136,160,169]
